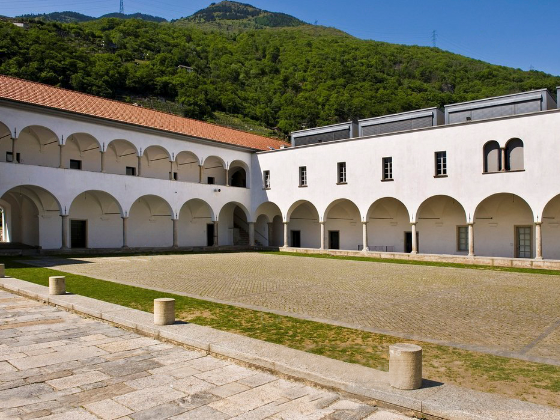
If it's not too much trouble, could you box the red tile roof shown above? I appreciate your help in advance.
[0,75,289,151]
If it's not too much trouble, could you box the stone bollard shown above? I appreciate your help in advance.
[49,276,66,295]
[389,343,422,390]
[154,298,175,325]
[0,264,4,278]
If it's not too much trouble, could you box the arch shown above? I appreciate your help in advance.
[254,201,282,246]
[416,195,467,255]
[229,160,250,188]
[141,145,172,180]
[0,185,62,249]
[505,138,524,171]
[69,190,124,248]
[178,198,214,247]
[105,139,139,176]
[483,140,501,173]
[366,197,411,253]
[0,121,13,163]
[218,201,251,246]
[17,125,60,168]
[323,199,361,250]
[65,133,102,172]
[202,155,226,185]
[540,194,560,260]
[254,201,282,222]
[474,193,533,258]
[286,200,320,248]
[175,151,201,183]
[128,195,173,248]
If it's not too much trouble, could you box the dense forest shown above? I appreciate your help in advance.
[2,1,560,138]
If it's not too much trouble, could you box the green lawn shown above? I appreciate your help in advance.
[1,256,559,407]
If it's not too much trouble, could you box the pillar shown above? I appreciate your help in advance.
[468,222,474,257]
[248,222,255,246]
[122,216,129,248]
[59,144,65,169]
[11,137,17,163]
[49,276,66,295]
[61,215,69,250]
[170,161,175,180]
[411,222,417,254]
[267,222,273,246]
[100,151,106,173]
[0,263,4,278]
[500,148,506,171]
[172,218,179,248]
[137,156,142,176]
[225,168,229,186]
[154,298,175,325]
[283,221,289,247]
[535,222,543,260]
[199,165,203,183]
[213,221,219,246]
[320,221,325,250]
[389,343,423,390]
[362,221,369,252]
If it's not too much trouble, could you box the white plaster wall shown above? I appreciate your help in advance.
[178,200,213,246]
[289,204,320,248]
[128,199,173,248]
[255,214,269,245]
[367,198,410,252]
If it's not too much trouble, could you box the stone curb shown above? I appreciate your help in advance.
[1,276,559,420]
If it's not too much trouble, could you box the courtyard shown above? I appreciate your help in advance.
[29,252,560,365]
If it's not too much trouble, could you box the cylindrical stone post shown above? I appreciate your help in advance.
[49,276,66,295]
[0,263,5,278]
[389,343,422,390]
[154,298,175,325]
[320,221,325,250]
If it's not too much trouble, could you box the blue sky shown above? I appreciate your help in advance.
[3,0,559,76]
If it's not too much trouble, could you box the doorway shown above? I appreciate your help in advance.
[291,230,301,247]
[328,230,340,249]
[71,220,87,248]
[207,223,214,246]
[404,231,419,253]
[515,226,532,258]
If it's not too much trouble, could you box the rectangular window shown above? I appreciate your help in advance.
[382,157,393,180]
[299,166,307,187]
[337,162,346,184]
[125,166,136,176]
[435,151,447,176]
[263,170,271,189]
[169,172,178,180]
[207,176,215,185]
[457,226,468,251]
[69,159,82,170]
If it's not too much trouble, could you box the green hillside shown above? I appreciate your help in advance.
[17,11,166,23]
[2,1,559,138]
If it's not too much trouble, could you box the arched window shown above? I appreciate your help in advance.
[483,141,501,173]
[505,138,524,171]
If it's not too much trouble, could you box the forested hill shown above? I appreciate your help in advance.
[2,1,560,138]
[17,11,167,23]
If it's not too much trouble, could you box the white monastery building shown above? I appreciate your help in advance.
[2,75,560,263]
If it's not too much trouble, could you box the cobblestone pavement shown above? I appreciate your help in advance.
[33,253,560,363]
[0,290,410,420]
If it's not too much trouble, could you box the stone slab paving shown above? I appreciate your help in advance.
[0,290,409,420]
[30,253,560,364]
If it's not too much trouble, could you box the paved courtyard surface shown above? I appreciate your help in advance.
[32,253,560,364]
[0,290,409,420]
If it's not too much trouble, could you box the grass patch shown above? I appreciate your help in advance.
[2,256,559,407]
[262,251,560,276]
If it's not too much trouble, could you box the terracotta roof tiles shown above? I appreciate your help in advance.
[0,75,289,151]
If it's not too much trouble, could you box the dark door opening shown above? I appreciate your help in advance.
[71,220,87,248]
[207,223,215,246]
[329,231,340,249]
[404,231,419,253]
[291,230,301,248]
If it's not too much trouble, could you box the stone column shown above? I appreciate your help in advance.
[154,298,175,325]
[535,222,543,260]
[0,263,5,278]
[225,168,229,186]
[267,222,273,246]
[320,221,325,250]
[283,221,289,247]
[137,156,142,176]
[49,276,66,295]
[213,221,219,246]
[59,144,65,169]
[468,222,474,257]
[11,137,17,163]
[248,222,255,246]
[122,216,129,248]
[172,218,179,248]
[100,151,106,173]
[411,222,418,254]
[362,221,369,252]
[389,343,423,390]
[170,161,175,180]
[199,165,203,183]
[61,215,69,250]
[500,147,506,171]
